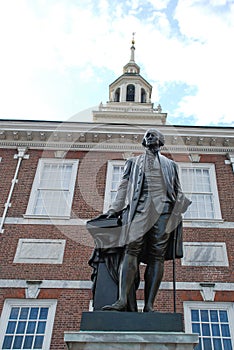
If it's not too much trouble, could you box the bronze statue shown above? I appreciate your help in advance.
[99,128,191,312]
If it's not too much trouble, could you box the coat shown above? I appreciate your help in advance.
[109,151,191,260]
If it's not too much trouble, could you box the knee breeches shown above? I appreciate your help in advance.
[126,213,171,263]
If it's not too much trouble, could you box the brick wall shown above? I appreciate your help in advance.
[0,146,233,349]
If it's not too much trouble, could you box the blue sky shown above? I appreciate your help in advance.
[0,0,233,126]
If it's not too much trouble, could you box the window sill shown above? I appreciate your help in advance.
[23,214,71,220]
[183,218,223,223]
[183,218,227,228]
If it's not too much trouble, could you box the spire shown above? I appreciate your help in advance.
[123,32,140,74]
[130,32,135,62]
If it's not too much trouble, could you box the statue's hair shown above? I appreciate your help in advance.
[142,128,165,147]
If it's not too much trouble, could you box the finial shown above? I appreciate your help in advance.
[132,32,135,46]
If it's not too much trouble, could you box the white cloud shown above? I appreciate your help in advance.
[170,0,234,125]
[0,0,233,125]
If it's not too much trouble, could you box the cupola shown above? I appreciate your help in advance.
[93,34,167,125]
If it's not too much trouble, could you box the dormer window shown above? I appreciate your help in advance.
[141,88,146,103]
[114,88,120,102]
[126,84,135,101]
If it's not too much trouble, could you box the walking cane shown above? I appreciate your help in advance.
[173,230,177,313]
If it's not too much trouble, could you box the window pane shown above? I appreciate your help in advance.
[13,335,23,348]
[201,310,209,322]
[37,322,46,334]
[221,324,231,337]
[26,321,36,334]
[220,311,228,322]
[213,338,222,350]
[34,335,44,349]
[16,321,26,334]
[34,190,69,216]
[2,336,13,349]
[191,310,199,322]
[192,323,200,334]
[40,164,72,190]
[203,337,212,349]
[39,308,48,320]
[29,308,39,320]
[10,308,19,320]
[19,308,29,320]
[212,323,220,336]
[6,321,16,334]
[202,323,210,336]
[210,310,219,322]
[194,339,202,350]
[23,336,33,349]
[223,339,233,350]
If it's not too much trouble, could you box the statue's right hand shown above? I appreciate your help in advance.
[106,209,117,218]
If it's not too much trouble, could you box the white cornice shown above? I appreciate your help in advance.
[0,279,234,292]
[0,121,233,154]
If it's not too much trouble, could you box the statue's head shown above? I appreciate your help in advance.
[142,128,165,148]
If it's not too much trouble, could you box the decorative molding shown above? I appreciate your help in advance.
[14,147,29,160]
[200,283,216,301]
[122,152,134,160]
[225,153,234,172]
[182,242,229,267]
[0,279,234,292]
[0,131,6,139]
[0,122,233,154]
[197,137,204,145]
[0,140,233,155]
[3,216,234,228]
[189,154,201,163]
[14,239,66,264]
[54,150,67,158]
[25,280,42,299]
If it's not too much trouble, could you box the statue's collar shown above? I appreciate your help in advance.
[145,148,161,157]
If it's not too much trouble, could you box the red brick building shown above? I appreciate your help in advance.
[0,42,233,349]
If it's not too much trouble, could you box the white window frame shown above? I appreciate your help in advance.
[103,160,125,212]
[184,301,234,350]
[179,163,222,221]
[25,158,79,219]
[0,299,57,350]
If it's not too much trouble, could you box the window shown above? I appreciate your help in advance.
[126,84,135,101]
[184,302,234,350]
[141,88,146,103]
[0,299,57,350]
[179,163,221,220]
[26,159,78,218]
[114,88,120,102]
[104,160,125,212]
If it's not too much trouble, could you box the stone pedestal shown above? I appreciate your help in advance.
[64,331,199,350]
[64,312,199,349]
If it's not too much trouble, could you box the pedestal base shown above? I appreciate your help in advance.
[64,331,199,350]
[80,311,184,332]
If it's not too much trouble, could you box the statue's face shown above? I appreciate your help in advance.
[144,130,161,148]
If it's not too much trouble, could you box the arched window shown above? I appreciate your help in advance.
[141,88,146,103]
[114,88,120,102]
[126,84,135,101]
